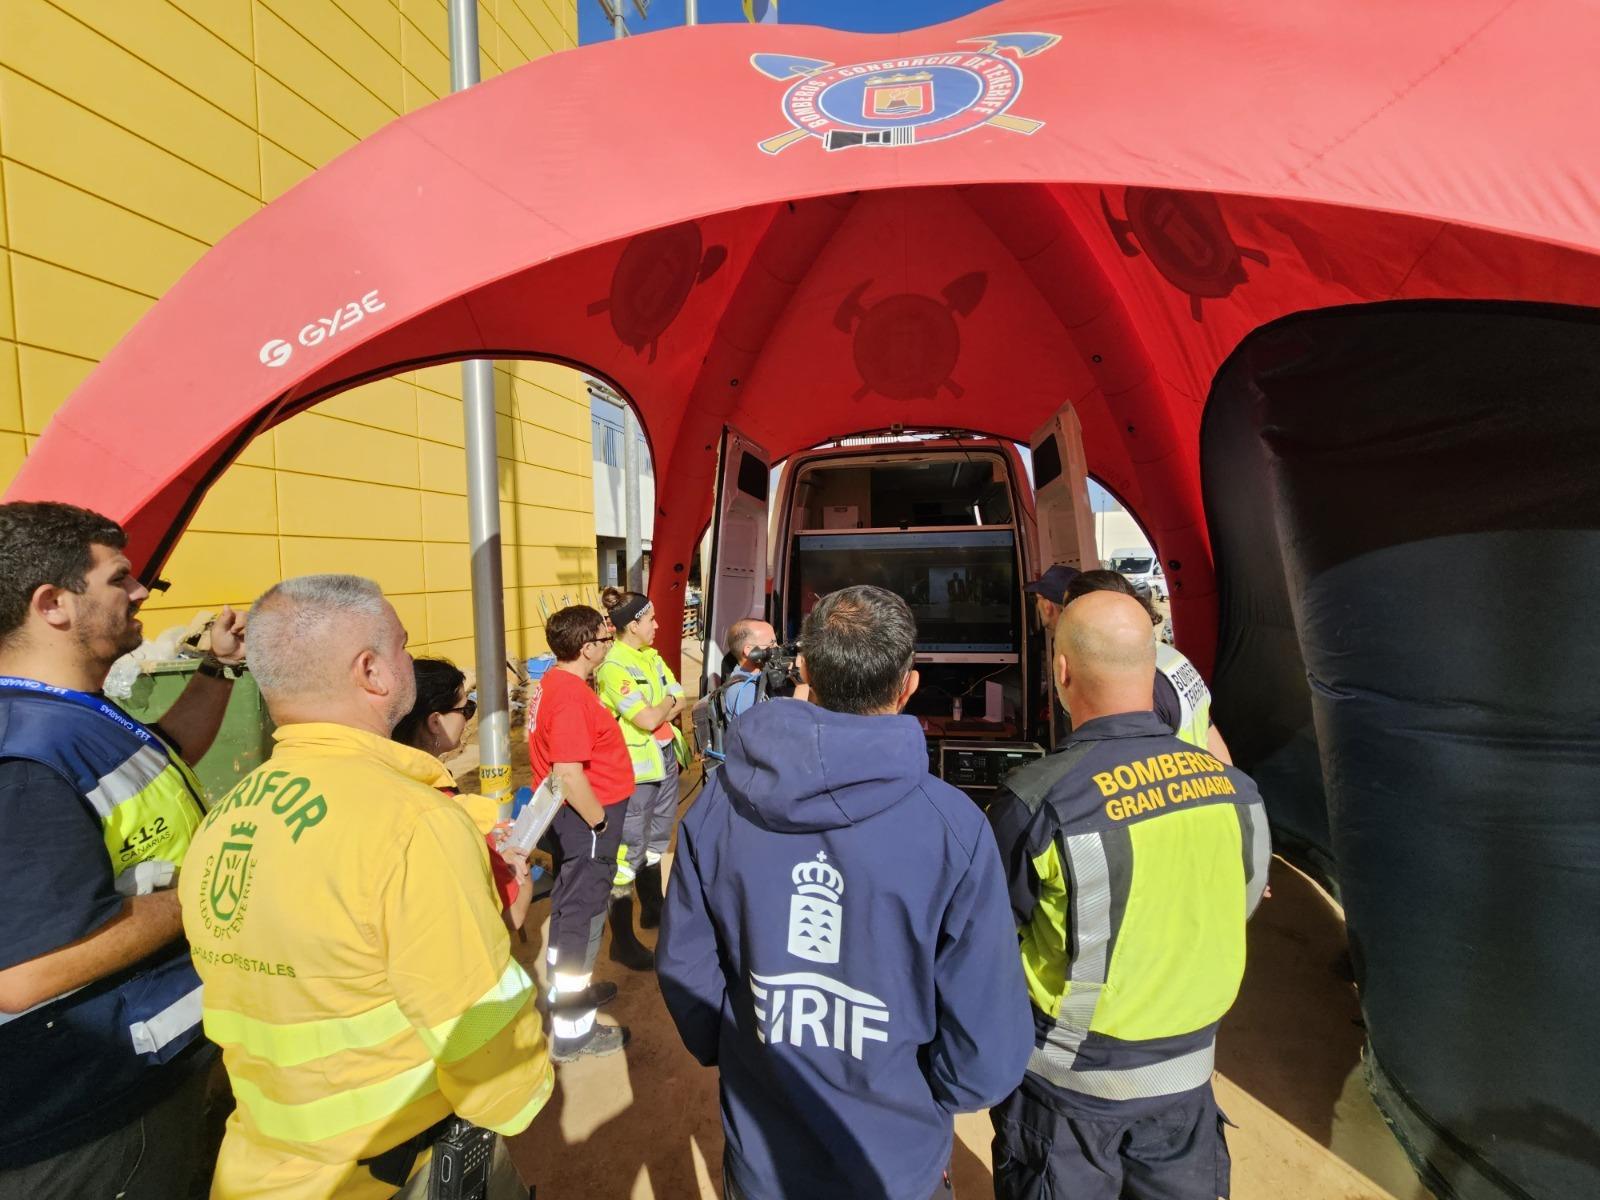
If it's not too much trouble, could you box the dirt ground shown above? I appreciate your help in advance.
[453,639,1431,1200]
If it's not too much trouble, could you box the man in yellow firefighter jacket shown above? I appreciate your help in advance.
[180,575,551,1200]
[987,592,1270,1199]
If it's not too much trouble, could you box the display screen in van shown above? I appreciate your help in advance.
[789,530,1019,655]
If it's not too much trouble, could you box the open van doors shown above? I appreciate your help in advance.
[702,426,771,693]
[1029,404,1099,575]
[1030,404,1098,746]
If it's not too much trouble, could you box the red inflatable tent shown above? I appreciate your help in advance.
[10,3,1600,1195]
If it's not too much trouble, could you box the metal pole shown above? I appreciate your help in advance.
[448,0,513,811]
[613,1,624,38]
[623,406,645,592]
[685,0,697,23]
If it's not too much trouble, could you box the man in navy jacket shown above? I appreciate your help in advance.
[659,585,1034,1200]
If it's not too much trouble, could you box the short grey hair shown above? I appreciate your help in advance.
[247,575,391,701]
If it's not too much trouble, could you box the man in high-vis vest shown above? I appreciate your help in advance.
[0,501,245,1198]
[180,575,551,1200]
[1063,569,1235,763]
[987,592,1271,1199]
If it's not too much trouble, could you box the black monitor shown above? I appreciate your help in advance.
[788,530,1019,657]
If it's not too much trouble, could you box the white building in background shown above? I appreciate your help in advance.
[589,383,655,588]
[1089,481,1154,565]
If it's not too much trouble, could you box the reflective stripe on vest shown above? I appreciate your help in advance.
[599,646,673,783]
[1155,644,1211,749]
[1031,1038,1217,1101]
[205,959,535,1142]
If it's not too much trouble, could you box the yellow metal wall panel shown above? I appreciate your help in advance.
[9,257,151,364]
[143,531,284,612]
[0,346,21,434]
[401,69,443,112]
[421,491,467,541]
[50,0,258,126]
[0,71,258,243]
[320,374,419,435]
[502,501,591,548]
[0,251,13,341]
[3,163,209,299]
[400,16,452,99]
[423,540,469,591]
[259,140,318,202]
[0,0,261,196]
[389,590,429,645]
[507,459,590,512]
[326,0,404,55]
[256,73,358,168]
[280,535,426,594]
[400,0,450,56]
[168,0,255,59]
[236,431,275,469]
[419,437,468,495]
[17,347,93,435]
[259,0,406,112]
[275,410,422,489]
[188,464,280,536]
[276,472,422,541]
[0,430,25,480]
[416,390,464,447]
[496,0,557,59]
[425,635,474,665]
[413,363,460,399]
[255,5,399,137]
[513,422,593,476]
[425,587,473,644]
[0,0,593,662]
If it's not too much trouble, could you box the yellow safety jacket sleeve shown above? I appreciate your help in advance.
[380,804,553,1136]
[595,658,648,720]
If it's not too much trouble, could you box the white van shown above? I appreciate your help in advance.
[1107,547,1167,601]
[700,407,1099,792]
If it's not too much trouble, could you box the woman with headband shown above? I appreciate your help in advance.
[595,587,688,970]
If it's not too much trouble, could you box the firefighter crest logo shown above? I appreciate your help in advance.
[200,822,257,939]
[787,853,844,964]
[752,33,1059,155]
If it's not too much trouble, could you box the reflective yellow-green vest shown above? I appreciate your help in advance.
[180,724,551,1200]
[596,640,686,784]
[994,712,1270,1105]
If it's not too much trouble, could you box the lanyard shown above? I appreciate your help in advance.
[0,675,169,760]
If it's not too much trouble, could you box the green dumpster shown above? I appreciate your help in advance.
[119,660,275,808]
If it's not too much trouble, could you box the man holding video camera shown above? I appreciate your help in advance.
[721,618,809,720]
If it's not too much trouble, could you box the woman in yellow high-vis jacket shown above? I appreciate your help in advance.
[595,587,688,970]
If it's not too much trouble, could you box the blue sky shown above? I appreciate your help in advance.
[578,0,1001,44]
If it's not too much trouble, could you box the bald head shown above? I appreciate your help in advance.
[1054,591,1157,725]
[247,575,416,734]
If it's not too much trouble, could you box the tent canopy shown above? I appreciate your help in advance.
[11,8,1600,1194]
[10,0,1600,674]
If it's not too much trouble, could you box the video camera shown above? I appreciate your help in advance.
[746,640,801,694]
[691,640,802,768]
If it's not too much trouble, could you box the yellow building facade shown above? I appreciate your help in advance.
[0,0,597,663]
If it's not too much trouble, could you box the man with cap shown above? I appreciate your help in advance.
[1024,565,1082,742]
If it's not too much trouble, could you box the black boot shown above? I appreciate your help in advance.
[607,895,655,970]
[637,862,664,930]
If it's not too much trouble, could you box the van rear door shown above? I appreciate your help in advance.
[703,426,772,692]
[1029,404,1099,574]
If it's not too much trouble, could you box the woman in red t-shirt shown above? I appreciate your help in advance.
[393,657,533,932]
[526,604,636,1062]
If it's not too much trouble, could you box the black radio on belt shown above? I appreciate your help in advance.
[429,1119,495,1200]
